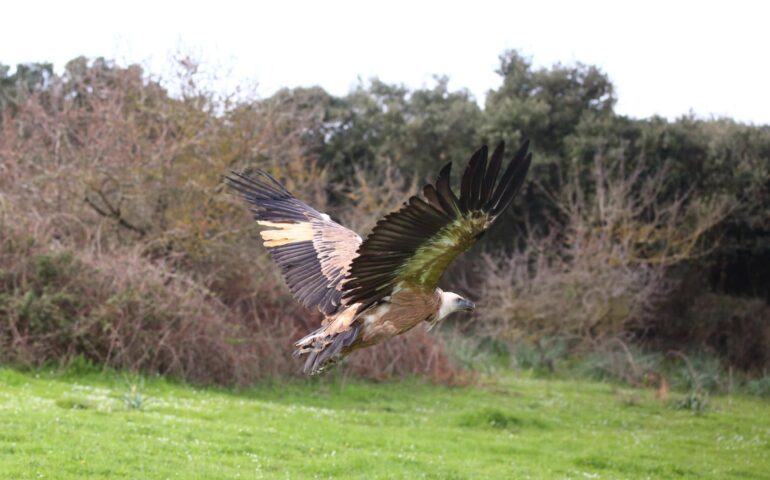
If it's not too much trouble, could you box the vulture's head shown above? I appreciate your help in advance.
[437,291,475,320]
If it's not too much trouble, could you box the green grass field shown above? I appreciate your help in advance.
[0,367,767,479]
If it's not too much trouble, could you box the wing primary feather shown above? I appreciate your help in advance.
[481,141,505,205]
[459,147,483,212]
[255,169,293,194]
[224,176,273,199]
[487,139,530,210]
[469,145,488,210]
[490,152,532,216]
[435,162,460,215]
[228,171,286,198]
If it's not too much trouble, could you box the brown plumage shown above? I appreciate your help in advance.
[226,140,531,374]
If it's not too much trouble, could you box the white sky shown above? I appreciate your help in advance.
[2,0,768,124]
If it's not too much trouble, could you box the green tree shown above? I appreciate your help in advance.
[483,50,615,157]
[322,77,482,181]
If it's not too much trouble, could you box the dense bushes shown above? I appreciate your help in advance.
[473,151,730,342]
[0,215,247,384]
[0,57,459,385]
[0,51,768,384]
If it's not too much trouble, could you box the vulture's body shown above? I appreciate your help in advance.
[226,140,531,374]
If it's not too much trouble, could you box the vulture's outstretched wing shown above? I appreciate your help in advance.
[342,140,531,312]
[225,171,361,315]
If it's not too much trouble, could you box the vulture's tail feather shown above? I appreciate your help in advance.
[293,324,361,375]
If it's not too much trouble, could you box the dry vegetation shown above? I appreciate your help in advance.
[0,58,458,385]
[474,153,732,343]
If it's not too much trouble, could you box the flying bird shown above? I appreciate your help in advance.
[226,140,531,374]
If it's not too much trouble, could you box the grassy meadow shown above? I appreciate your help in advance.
[0,367,767,479]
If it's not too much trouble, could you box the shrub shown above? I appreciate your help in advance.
[473,152,729,344]
[684,294,770,371]
[746,376,770,398]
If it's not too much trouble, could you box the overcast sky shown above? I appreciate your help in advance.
[3,0,768,124]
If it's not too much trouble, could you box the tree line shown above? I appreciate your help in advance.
[0,51,767,384]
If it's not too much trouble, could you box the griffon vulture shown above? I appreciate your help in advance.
[226,140,531,374]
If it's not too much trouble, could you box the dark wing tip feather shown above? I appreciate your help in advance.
[224,170,289,200]
[486,139,531,212]
[490,152,531,216]
[480,141,505,204]
[454,138,530,218]
[435,162,459,215]
[459,145,485,211]
[469,145,489,210]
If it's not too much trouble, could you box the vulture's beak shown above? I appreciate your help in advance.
[458,298,476,312]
